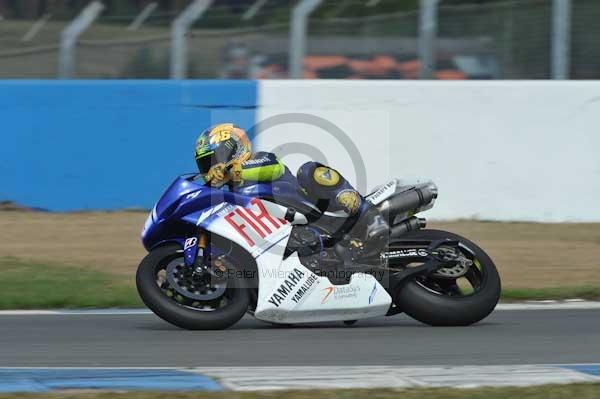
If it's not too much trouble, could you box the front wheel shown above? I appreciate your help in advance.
[392,229,501,326]
[136,244,249,330]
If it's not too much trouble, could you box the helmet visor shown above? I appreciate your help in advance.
[196,140,238,175]
[196,152,215,175]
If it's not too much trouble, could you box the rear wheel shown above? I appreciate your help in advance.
[392,229,501,326]
[136,244,249,330]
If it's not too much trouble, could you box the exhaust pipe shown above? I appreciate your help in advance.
[390,217,427,237]
[378,183,437,221]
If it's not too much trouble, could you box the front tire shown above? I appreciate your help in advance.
[392,229,501,326]
[136,244,249,330]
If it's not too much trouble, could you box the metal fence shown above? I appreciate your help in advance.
[0,0,596,80]
[437,0,553,79]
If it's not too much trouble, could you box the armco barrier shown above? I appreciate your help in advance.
[1,80,599,221]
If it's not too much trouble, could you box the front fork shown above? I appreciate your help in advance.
[183,231,227,278]
[183,230,208,268]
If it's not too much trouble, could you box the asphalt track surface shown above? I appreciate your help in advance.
[1,308,599,367]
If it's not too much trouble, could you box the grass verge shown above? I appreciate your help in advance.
[502,287,600,301]
[1,384,600,399]
[0,257,141,309]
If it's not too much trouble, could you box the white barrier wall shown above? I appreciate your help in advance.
[256,81,600,222]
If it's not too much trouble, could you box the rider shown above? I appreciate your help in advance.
[194,123,388,251]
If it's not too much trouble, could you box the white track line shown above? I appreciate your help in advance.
[1,301,600,316]
[192,365,600,390]
[0,309,152,316]
[496,300,600,310]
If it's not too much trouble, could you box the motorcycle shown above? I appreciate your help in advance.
[137,172,501,330]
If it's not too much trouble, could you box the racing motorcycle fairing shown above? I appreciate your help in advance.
[142,174,393,324]
[142,175,278,250]
[254,251,392,324]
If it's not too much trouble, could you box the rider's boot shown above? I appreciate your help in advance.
[360,205,390,254]
[340,204,389,259]
[363,205,389,243]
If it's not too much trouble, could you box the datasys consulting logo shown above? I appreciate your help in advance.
[320,285,361,304]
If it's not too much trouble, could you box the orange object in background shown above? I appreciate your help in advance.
[255,54,470,80]
[372,55,397,70]
[365,55,399,76]
[304,56,349,70]
[397,60,421,79]
[435,69,467,80]
[303,70,318,79]
[348,59,373,74]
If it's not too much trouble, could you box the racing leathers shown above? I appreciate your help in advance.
[230,151,388,250]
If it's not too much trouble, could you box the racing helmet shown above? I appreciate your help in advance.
[195,123,252,186]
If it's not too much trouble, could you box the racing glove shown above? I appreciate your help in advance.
[229,160,243,184]
[205,163,227,187]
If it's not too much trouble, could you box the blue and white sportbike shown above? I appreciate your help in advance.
[137,174,501,330]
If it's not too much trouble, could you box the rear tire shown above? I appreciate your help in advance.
[136,244,249,330]
[393,229,501,326]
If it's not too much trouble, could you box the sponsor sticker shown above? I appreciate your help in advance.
[242,155,274,167]
[368,282,377,304]
[291,274,319,305]
[224,199,288,247]
[321,285,361,304]
[185,190,202,200]
[381,248,429,259]
[367,180,397,205]
[196,203,231,225]
[267,268,306,307]
[184,237,197,250]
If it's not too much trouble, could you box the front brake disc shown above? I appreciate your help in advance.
[166,259,227,301]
